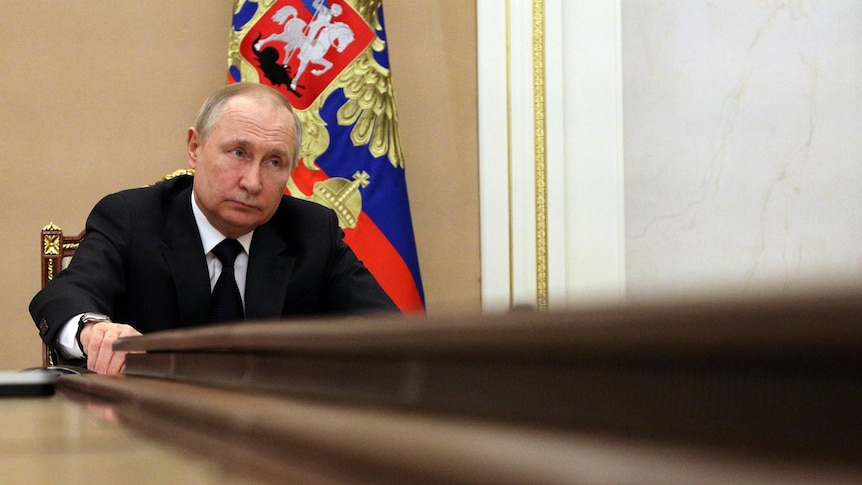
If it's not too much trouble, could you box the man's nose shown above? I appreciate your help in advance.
[239,162,263,193]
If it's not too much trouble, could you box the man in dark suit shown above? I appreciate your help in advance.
[30,83,398,374]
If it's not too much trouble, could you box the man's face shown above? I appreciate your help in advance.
[187,94,295,238]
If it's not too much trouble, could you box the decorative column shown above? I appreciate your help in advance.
[478,0,626,312]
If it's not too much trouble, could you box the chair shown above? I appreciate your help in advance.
[38,169,195,366]
[39,223,84,366]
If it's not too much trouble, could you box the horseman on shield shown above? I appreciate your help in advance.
[254,0,356,92]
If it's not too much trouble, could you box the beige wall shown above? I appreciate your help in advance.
[0,1,479,369]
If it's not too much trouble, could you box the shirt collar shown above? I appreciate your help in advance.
[190,191,253,255]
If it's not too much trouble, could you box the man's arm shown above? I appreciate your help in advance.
[30,192,136,370]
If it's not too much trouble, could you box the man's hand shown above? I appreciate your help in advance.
[79,321,142,374]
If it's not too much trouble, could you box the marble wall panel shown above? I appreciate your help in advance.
[623,1,861,298]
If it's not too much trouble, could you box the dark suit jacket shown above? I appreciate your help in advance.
[30,175,398,352]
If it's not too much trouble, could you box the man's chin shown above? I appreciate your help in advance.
[218,213,265,237]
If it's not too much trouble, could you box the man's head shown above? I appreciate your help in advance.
[187,83,302,238]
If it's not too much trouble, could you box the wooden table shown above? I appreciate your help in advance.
[4,382,861,485]
[0,395,248,484]
[10,286,862,484]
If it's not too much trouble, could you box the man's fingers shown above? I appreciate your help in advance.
[104,350,127,375]
[84,323,106,372]
[93,334,116,374]
[83,322,141,375]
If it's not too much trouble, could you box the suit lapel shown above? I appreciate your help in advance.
[245,221,294,319]
[162,185,211,325]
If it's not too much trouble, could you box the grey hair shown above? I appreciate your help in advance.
[194,83,303,171]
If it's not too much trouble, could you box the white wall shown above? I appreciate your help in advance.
[623,1,862,300]
[478,0,862,310]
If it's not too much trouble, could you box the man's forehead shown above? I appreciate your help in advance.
[224,92,288,113]
[216,99,294,135]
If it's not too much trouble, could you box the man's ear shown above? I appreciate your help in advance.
[187,127,201,168]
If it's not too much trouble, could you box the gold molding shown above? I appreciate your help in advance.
[162,168,195,181]
[43,234,60,256]
[533,0,548,311]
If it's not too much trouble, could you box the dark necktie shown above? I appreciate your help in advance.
[208,238,245,323]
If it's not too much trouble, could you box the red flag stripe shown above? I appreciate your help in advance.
[343,212,424,315]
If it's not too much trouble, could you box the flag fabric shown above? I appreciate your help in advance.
[228,0,425,314]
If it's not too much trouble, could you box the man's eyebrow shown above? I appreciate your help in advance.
[220,138,249,149]
[269,148,290,159]
[224,139,289,159]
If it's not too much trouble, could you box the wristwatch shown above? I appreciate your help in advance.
[76,312,111,356]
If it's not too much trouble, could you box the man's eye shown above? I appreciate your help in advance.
[267,159,281,168]
[231,149,245,158]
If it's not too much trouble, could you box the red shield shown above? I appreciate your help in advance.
[240,0,375,110]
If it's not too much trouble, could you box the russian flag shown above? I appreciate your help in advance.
[228,0,425,314]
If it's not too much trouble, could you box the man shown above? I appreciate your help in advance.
[30,83,398,375]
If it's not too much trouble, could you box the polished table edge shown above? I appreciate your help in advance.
[113,287,862,359]
[116,347,862,464]
[109,287,862,464]
[58,374,862,485]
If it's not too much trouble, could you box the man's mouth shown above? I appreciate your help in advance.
[229,200,259,211]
